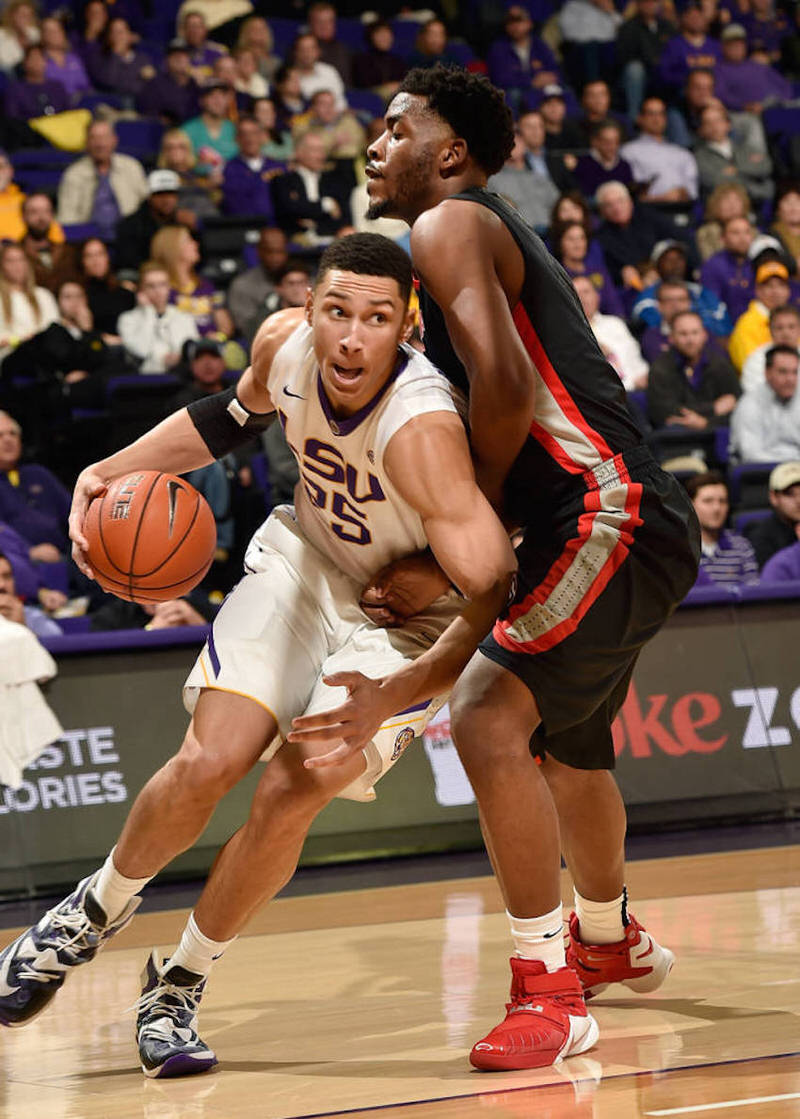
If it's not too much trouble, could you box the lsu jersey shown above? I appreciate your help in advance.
[263,320,464,585]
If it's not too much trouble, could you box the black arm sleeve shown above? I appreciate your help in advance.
[186,386,274,459]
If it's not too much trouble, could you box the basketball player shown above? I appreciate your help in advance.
[288,68,701,1070]
[0,234,516,1077]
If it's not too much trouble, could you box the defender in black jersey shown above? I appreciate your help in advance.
[359,67,701,1070]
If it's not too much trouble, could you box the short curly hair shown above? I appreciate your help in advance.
[396,65,514,178]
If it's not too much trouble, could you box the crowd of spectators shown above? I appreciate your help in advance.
[1,0,800,636]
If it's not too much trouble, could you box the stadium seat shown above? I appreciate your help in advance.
[61,223,104,243]
[267,16,302,57]
[114,119,164,164]
[78,92,125,112]
[733,508,771,534]
[728,461,779,509]
[390,20,419,59]
[347,89,385,121]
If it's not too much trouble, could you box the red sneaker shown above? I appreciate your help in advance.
[470,958,599,1071]
[566,912,675,1000]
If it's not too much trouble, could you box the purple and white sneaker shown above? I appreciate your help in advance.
[0,873,140,1027]
[135,950,217,1079]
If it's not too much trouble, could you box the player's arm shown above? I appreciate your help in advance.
[410,200,536,511]
[69,308,304,572]
[289,412,517,764]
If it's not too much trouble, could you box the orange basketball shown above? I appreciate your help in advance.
[83,471,217,603]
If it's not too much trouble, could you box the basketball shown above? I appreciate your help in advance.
[83,471,217,603]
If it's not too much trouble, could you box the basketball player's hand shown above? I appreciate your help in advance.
[289,672,391,765]
[360,552,451,626]
[69,469,108,578]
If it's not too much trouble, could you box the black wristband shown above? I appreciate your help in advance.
[187,386,274,458]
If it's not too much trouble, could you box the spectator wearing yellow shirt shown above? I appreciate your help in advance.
[729,261,791,371]
[0,151,64,245]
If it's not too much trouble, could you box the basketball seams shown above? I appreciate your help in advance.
[127,471,165,597]
[91,553,215,601]
[132,489,203,578]
[95,483,128,576]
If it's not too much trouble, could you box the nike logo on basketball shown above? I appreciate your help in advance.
[166,480,181,538]
[283,386,305,400]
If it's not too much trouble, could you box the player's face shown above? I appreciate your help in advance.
[692,483,729,533]
[308,269,414,417]
[366,93,455,224]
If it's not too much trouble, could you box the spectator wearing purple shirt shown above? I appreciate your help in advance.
[137,38,201,126]
[658,1,721,91]
[761,540,800,582]
[222,116,285,219]
[640,280,692,363]
[687,471,760,588]
[574,120,634,200]
[40,16,89,101]
[4,44,69,120]
[552,219,626,317]
[87,17,155,102]
[487,5,561,102]
[713,24,792,112]
[741,0,792,62]
[700,216,756,325]
[180,10,227,84]
[0,530,40,603]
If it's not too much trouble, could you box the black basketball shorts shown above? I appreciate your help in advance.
[479,447,701,770]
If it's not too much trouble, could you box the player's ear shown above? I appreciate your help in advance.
[440,137,468,177]
[400,303,415,343]
[304,286,314,326]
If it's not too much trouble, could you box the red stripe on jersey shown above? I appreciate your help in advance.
[529,420,586,475]
[513,302,616,464]
[493,480,644,655]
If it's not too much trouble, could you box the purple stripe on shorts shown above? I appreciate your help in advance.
[207,628,221,677]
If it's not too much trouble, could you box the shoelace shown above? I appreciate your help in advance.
[132,975,205,1023]
[16,908,101,983]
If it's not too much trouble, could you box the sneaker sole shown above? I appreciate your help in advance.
[470,1013,599,1071]
[142,1052,218,1079]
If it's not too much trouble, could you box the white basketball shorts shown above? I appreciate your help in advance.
[183,506,462,801]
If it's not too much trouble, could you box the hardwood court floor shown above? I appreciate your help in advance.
[0,846,798,1119]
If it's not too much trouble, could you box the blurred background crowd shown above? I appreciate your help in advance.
[1,0,800,640]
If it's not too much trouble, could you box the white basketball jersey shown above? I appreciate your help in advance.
[264,320,463,584]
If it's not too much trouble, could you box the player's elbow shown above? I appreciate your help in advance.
[457,552,517,606]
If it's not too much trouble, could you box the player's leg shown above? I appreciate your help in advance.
[134,733,368,1078]
[448,654,598,1071]
[0,688,276,1031]
[540,749,675,1000]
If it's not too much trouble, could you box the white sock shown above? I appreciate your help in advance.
[507,904,565,972]
[574,887,627,944]
[168,912,236,978]
[92,848,152,922]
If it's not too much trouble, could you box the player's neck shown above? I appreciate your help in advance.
[408,173,486,226]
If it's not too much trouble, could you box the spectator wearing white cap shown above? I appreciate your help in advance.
[729,260,792,371]
[115,170,196,276]
[743,462,800,568]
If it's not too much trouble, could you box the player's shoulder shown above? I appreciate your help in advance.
[411,196,499,253]
[251,308,307,367]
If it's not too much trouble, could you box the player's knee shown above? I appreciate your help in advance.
[250,757,331,832]
[168,729,251,800]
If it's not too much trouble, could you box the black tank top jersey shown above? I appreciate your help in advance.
[417,187,643,525]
